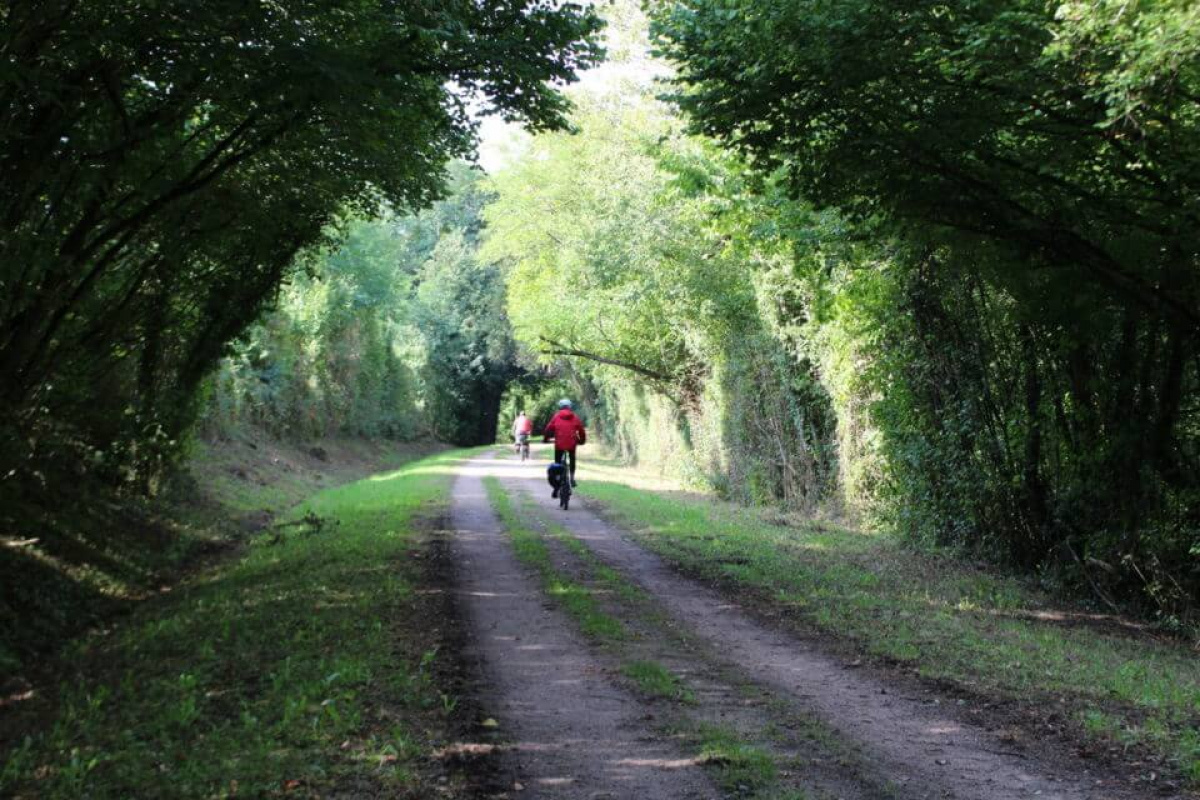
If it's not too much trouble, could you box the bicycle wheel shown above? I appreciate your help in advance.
[559,452,572,509]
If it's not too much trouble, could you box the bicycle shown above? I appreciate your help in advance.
[557,450,573,510]
[517,434,531,461]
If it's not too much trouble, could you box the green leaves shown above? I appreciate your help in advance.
[208,164,517,446]
[650,0,1200,610]
[653,0,1200,325]
[481,66,840,506]
[0,0,603,483]
[1047,0,1200,128]
[484,98,755,391]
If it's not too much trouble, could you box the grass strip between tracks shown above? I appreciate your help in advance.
[485,476,811,799]
[483,476,625,641]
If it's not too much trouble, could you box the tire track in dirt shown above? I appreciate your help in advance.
[448,453,718,799]
[506,480,896,800]
[504,461,1154,800]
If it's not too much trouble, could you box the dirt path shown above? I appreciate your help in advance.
[503,480,897,800]
[467,447,1152,800]
[448,453,718,799]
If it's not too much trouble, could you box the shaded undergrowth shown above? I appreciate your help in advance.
[0,430,432,677]
[2,450,465,799]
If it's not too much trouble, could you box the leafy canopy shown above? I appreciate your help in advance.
[0,0,603,479]
[651,0,1200,327]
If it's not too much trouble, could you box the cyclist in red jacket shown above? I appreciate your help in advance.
[544,398,586,492]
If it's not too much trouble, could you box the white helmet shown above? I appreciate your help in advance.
[557,398,573,409]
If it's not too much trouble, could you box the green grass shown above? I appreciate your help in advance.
[1,450,466,799]
[186,435,436,517]
[0,435,433,676]
[694,723,777,793]
[529,504,648,606]
[621,660,695,703]
[584,478,1200,782]
[198,472,314,516]
[483,477,625,641]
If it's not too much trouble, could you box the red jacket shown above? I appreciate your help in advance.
[544,409,586,450]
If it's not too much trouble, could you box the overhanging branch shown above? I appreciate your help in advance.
[538,337,672,383]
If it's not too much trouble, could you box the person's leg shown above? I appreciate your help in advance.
[568,448,577,485]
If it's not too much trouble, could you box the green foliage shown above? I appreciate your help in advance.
[485,101,703,389]
[399,164,523,446]
[205,218,423,440]
[484,87,838,508]
[0,0,602,487]
[205,165,521,446]
[415,233,517,445]
[1047,1,1200,128]
[652,0,1200,610]
[499,377,580,441]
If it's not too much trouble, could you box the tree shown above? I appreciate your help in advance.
[415,229,518,445]
[484,92,838,506]
[206,163,523,446]
[653,0,1199,328]
[0,0,602,482]
[652,0,1200,608]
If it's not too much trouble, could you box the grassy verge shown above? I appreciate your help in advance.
[0,430,434,676]
[582,473,1200,785]
[187,432,438,518]
[2,449,466,799]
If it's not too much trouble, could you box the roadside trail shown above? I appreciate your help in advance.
[488,447,1151,800]
[448,452,717,799]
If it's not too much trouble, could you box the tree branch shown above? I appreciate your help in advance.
[538,336,672,383]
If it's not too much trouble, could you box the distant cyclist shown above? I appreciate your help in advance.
[544,398,586,495]
[512,410,533,452]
